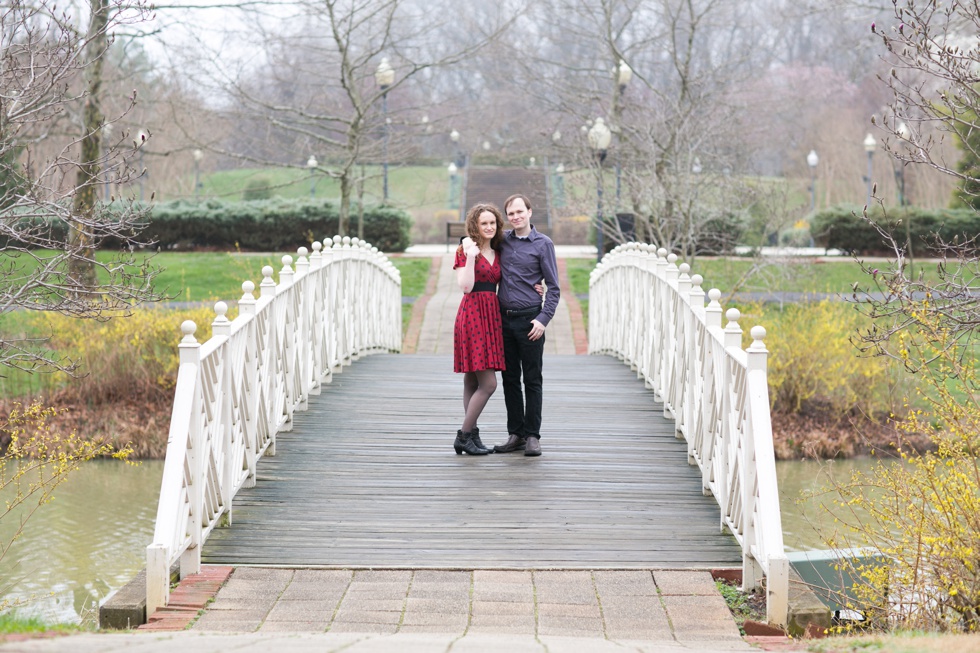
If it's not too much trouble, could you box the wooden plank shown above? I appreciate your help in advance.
[202,355,743,569]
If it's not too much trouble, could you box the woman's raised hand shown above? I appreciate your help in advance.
[461,237,479,258]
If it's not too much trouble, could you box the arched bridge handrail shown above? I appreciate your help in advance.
[145,236,402,614]
[589,242,788,627]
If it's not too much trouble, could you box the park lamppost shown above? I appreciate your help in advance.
[307,155,318,198]
[450,129,462,168]
[193,149,204,198]
[806,149,818,212]
[137,129,148,202]
[447,162,458,208]
[863,133,877,206]
[895,122,909,207]
[588,117,612,262]
[554,163,565,207]
[102,122,113,202]
[375,57,394,202]
[614,59,632,209]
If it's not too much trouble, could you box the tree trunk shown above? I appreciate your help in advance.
[68,0,108,290]
[339,172,351,236]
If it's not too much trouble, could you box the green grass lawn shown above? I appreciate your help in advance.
[187,165,449,213]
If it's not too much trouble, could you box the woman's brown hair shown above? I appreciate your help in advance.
[464,203,504,250]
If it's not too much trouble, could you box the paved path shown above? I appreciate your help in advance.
[2,570,754,652]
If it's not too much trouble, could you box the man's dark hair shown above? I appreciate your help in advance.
[504,194,532,212]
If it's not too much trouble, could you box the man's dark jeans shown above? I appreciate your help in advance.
[500,309,545,440]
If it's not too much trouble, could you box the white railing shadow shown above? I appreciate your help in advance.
[145,236,401,614]
[589,242,788,627]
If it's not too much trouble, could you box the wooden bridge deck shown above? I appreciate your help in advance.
[202,354,743,569]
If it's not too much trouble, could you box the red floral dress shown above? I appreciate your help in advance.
[453,248,506,373]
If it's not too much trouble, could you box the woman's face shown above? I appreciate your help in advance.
[477,211,497,242]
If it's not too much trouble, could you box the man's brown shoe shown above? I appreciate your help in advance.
[524,437,541,457]
[494,434,526,453]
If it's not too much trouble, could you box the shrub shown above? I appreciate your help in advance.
[756,299,902,417]
[811,204,980,255]
[1,198,413,252]
[28,306,217,404]
[242,178,273,201]
[821,314,980,632]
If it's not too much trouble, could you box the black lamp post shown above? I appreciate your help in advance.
[375,57,394,202]
[806,149,818,213]
[588,117,612,262]
[137,129,147,203]
[102,122,113,202]
[193,149,203,198]
[614,59,631,210]
[307,155,318,198]
[895,122,909,206]
[450,129,462,168]
[447,162,458,208]
[863,133,877,206]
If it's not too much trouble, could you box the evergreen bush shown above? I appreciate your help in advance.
[810,204,980,255]
[0,198,413,252]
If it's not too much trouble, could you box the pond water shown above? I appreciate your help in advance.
[0,460,163,625]
[777,457,880,552]
[0,457,876,626]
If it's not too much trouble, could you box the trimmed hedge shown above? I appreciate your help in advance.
[143,199,412,252]
[811,204,980,255]
[0,198,413,253]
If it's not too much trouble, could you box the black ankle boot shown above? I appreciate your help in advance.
[470,427,493,454]
[454,429,490,455]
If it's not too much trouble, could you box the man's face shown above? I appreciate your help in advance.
[506,198,531,231]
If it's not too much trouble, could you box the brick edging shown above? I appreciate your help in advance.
[557,259,588,355]
[137,565,234,631]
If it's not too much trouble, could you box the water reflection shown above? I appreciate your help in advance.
[777,458,880,552]
[0,460,163,625]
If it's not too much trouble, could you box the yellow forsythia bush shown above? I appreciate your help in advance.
[756,299,904,417]
[30,305,217,403]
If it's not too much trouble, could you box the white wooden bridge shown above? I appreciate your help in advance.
[145,236,788,626]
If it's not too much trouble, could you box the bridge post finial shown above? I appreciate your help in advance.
[689,274,705,310]
[310,241,322,269]
[296,247,310,277]
[655,247,668,278]
[747,326,768,372]
[179,320,200,364]
[260,265,276,297]
[706,289,723,329]
[239,281,257,316]
[212,302,231,337]
[677,263,692,297]
[724,308,743,350]
[279,255,294,287]
[665,253,679,283]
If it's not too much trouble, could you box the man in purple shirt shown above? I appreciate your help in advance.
[493,194,560,457]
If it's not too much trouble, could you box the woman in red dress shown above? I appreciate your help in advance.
[452,203,506,455]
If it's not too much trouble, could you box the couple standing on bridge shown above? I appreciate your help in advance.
[452,194,560,458]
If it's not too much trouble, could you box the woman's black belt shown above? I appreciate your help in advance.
[471,281,497,293]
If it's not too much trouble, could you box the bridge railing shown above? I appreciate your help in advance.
[589,242,788,627]
[145,236,401,614]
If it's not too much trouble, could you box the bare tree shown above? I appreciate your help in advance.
[1,0,164,376]
[849,1,980,352]
[167,0,523,236]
